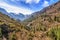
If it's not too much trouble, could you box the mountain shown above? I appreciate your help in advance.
[0,1,60,40]
[0,12,26,40]
[0,12,33,40]
[23,1,60,24]
[8,13,26,20]
[0,8,28,21]
[23,1,60,40]
[0,8,9,15]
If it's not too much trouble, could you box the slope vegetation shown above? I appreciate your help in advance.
[0,12,29,40]
[23,1,60,40]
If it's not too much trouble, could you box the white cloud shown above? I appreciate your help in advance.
[11,0,20,1]
[26,0,32,4]
[10,0,40,4]
[0,2,33,15]
[25,0,40,4]
[34,0,40,3]
[42,1,49,7]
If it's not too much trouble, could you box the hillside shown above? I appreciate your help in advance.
[23,1,60,40]
[23,1,60,25]
[0,12,29,40]
[26,1,60,27]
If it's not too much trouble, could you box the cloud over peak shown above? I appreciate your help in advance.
[42,1,49,7]
[25,0,40,4]
[0,2,33,15]
[0,0,58,15]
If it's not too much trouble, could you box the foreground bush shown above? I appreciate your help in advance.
[47,27,60,40]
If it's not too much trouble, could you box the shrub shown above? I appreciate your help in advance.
[54,16,60,22]
[8,31,16,40]
[0,28,2,40]
[47,27,60,40]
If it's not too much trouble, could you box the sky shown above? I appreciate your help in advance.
[0,0,59,15]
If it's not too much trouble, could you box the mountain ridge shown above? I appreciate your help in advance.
[23,1,60,24]
[0,8,29,21]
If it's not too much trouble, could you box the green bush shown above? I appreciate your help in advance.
[47,27,60,40]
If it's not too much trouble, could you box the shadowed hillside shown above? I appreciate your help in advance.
[0,12,29,40]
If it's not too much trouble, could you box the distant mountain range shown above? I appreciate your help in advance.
[0,8,30,21]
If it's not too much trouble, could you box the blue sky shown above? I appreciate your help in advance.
[0,0,59,15]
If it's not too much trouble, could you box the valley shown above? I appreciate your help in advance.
[0,1,60,40]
